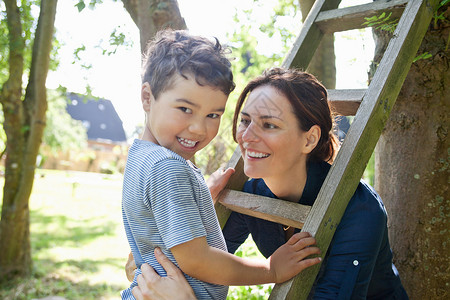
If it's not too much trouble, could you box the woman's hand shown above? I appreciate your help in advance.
[206,167,235,203]
[132,248,196,300]
[125,251,137,282]
[269,232,322,283]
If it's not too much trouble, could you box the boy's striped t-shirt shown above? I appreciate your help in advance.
[121,139,228,300]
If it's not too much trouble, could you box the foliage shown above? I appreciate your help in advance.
[75,0,118,12]
[0,0,60,81]
[364,1,450,61]
[363,12,398,33]
[227,239,273,299]
[42,90,88,155]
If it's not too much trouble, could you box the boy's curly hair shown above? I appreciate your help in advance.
[142,29,235,99]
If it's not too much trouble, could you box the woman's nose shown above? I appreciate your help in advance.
[241,122,259,142]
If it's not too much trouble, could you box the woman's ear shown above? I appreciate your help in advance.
[304,125,321,154]
[141,82,154,112]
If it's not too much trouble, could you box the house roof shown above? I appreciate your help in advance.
[66,93,127,144]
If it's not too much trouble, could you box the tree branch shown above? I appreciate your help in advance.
[22,0,58,166]
[121,0,140,27]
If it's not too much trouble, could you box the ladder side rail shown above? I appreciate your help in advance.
[316,0,408,33]
[282,0,342,69]
[270,0,439,299]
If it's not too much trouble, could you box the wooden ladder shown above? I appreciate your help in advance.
[214,0,439,298]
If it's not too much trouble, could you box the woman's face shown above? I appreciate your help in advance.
[236,85,311,180]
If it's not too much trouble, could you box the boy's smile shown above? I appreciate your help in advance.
[141,74,228,160]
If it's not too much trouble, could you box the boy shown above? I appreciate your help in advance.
[121,29,321,300]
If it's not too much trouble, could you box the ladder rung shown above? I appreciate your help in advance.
[218,189,311,229]
[316,0,408,33]
[328,89,366,116]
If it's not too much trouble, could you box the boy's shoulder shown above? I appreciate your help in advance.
[129,139,188,167]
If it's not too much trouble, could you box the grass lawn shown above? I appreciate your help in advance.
[0,169,272,300]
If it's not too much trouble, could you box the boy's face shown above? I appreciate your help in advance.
[141,74,228,160]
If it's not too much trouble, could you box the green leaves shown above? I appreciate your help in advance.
[75,0,86,12]
[363,12,398,33]
[75,0,106,12]
[413,52,432,63]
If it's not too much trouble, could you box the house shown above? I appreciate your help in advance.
[66,93,127,151]
[41,93,129,173]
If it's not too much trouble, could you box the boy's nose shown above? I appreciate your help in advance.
[189,119,207,136]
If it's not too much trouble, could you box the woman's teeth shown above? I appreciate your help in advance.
[178,137,197,148]
[247,151,269,158]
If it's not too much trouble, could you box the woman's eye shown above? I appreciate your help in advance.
[179,107,192,114]
[240,118,250,126]
[264,123,278,129]
[208,113,221,119]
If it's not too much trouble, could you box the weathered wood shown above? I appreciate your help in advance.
[214,147,248,228]
[270,0,439,299]
[219,190,311,229]
[328,89,365,116]
[282,0,342,69]
[316,0,407,33]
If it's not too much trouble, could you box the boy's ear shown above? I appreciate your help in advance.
[141,82,154,112]
[304,125,321,154]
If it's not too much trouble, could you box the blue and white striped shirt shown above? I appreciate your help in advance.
[121,139,228,300]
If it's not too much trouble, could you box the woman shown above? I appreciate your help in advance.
[129,68,408,299]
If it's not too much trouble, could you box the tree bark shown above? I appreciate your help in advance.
[0,0,57,281]
[374,4,449,299]
[121,0,186,54]
[299,0,336,88]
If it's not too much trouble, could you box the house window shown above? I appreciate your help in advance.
[82,120,91,130]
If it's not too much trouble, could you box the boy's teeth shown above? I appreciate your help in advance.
[178,137,197,147]
[247,151,269,158]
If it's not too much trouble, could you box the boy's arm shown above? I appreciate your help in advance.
[171,232,321,286]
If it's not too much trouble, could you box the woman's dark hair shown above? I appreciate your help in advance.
[141,29,235,99]
[232,67,339,163]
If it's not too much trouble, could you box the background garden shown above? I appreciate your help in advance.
[1,0,447,299]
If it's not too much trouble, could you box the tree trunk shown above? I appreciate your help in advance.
[299,0,336,88]
[121,0,186,54]
[0,0,57,281]
[374,4,449,299]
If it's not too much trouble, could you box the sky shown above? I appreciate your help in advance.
[47,0,374,137]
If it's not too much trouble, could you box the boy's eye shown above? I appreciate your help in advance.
[208,113,221,119]
[179,107,192,114]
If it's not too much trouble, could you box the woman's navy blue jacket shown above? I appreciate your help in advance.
[222,160,408,299]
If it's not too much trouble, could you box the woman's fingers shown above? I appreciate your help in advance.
[132,286,145,299]
[154,248,182,278]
